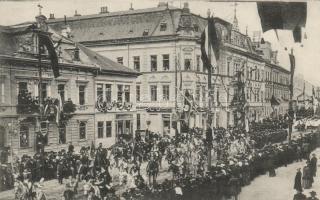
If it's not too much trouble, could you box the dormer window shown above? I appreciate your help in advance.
[160,23,167,31]
[143,29,149,36]
[74,47,80,61]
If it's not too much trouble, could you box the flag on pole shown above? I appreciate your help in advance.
[289,53,295,75]
[200,17,220,70]
[257,2,307,43]
[38,32,60,78]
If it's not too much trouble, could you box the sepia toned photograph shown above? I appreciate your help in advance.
[0,0,319,199]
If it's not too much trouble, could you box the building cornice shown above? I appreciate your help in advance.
[80,35,200,47]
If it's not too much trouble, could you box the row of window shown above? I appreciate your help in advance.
[116,55,205,73]
[97,84,130,102]
[136,85,170,102]
[18,82,85,105]
[19,122,85,148]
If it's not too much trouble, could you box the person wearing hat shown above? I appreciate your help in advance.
[307,191,319,200]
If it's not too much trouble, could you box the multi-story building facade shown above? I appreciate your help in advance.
[46,3,292,131]
[46,2,287,131]
[253,40,290,118]
[48,3,210,133]
[0,17,139,154]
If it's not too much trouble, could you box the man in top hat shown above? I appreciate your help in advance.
[307,191,319,200]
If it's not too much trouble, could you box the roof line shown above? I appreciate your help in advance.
[47,6,180,24]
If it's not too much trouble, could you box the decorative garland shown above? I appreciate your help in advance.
[95,97,133,113]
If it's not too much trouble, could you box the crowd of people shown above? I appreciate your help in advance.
[0,120,319,200]
[121,130,318,200]
[293,153,319,200]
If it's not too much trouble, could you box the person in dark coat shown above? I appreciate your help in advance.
[293,190,307,200]
[310,154,317,177]
[294,168,303,192]
[68,142,74,154]
[302,162,313,189]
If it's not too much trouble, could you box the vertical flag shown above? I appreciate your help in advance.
[289,53,295,77]
[38,32,60,78]
[200,17,220,70]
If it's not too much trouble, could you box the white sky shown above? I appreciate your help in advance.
[0,0,319,86]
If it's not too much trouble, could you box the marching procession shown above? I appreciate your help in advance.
[1,119,320,199]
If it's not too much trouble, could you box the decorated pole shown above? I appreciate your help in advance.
[288,48,295,145]
[206,10,213,169]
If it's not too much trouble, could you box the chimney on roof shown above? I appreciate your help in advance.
[158,1,168,7]
[49,13,55,19]
[183,2,189,11]
[100,6,109,14]
[74,10,81,17]
[129,3,134,10]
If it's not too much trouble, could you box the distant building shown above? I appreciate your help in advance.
[253,39,290,118]
[0,16,139,154]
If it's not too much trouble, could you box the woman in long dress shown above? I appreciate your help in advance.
[302,164,312,189]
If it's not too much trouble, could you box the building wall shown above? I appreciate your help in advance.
[0,59,138,155]
[92,39,209,132]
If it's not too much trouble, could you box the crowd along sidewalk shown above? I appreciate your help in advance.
[239,148,320,200]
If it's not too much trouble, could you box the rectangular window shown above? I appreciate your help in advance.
[117,57,123,65]
[38,83,47,101]
[79,85,85,105]
[195,85,200,102]
[160,23,167,31]
[105,84,112,103]
[79,121,86,139]
[151,55,157,72]
[59,124,66,144]
[0,82,4,103]
[137,114,141,130]
[117,85,123,101]
[150,85,157,101]
[162,85,170,101]
[98,121,104,138]
[203,63,207,73]
[124,85,130,102]
[20,125,29,148]
[202,86,206,103]
[227,62,230,76]
[58,84,65,103]
[106,121,112,137]
[97,84,103,100]
[184,58,191,71]
[133,56,140,72]
[125,120,131,134]
[196,55,200,72]
[18,82,28,94]
[136,85,140,102]
[163,54,169,71]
